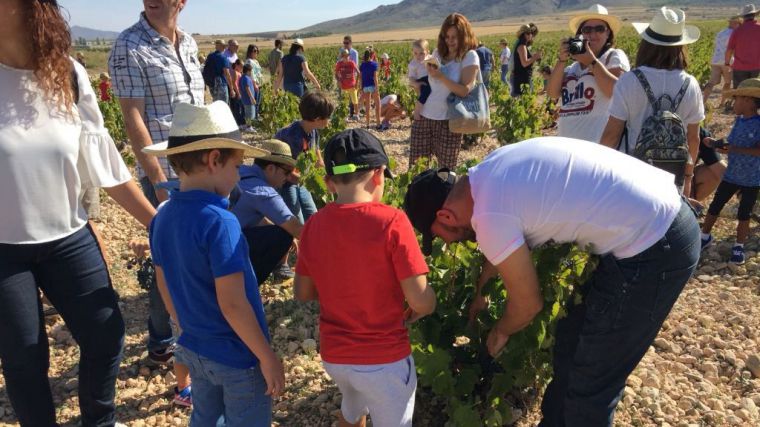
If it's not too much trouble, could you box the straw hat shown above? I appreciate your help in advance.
[258,139,297,167]
[214,39,225,45]
[293,38,304,47]
[99,72,110,80]
[142,102,270,157]
[725,78,760,98]
[381,53,389,59]
[516,23,538,37]
[632,7,700,46]
[738,4,759,17]
[568,4,622,35]
[499,38,508,45]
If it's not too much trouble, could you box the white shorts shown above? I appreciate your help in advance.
[322,355,417,426]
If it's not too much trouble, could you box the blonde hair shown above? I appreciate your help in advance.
[412,38,430,52]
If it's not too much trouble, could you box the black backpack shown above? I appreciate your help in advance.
[202,54,216,88]
[629,69,691,186]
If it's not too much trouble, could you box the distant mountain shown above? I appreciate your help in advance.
[297,0,743,34]
[71,25,120,41]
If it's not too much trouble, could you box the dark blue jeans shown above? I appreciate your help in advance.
[0,225,125,427]
[283,81,305,98]
[242,226,293,284]
[139,176,175,353]
[279,182,317,223]
[539,198,700,427]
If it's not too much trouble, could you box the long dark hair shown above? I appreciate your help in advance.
[246,44,259,59]
[25,0,75,112]
[289,43,303,56]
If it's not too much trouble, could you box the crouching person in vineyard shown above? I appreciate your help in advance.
[295,129,437,427]
[404,137,700,427]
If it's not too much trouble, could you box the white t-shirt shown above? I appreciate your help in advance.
[0,60,132,244]
[711,28,733,65]
[500,47,511,66]
[422,49,480,120]
[468,137,681,265]
[608,66,704,154]
[407,58,427,81]
[557,48,630,142]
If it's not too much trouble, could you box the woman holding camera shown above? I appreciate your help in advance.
[546,4,630,142]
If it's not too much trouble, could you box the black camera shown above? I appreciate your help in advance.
[567,37,586,55]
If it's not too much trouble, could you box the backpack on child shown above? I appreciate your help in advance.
[628,69,691,187]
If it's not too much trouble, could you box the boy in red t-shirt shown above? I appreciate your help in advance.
[294,128,436,427]
[335,49,360,121]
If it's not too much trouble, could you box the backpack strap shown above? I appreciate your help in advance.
[671,78,692,112]
[632,69,659,112]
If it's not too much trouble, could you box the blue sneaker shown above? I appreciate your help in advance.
[730,245,746,265]
[173,385,192,407]
[700,234,713,251]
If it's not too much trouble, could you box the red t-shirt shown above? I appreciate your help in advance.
[99,80,111,101]
[335,60,358,90]
[295,202,429,364]
[727,21,760,71]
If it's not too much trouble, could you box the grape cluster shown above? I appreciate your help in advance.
[126,257,155,290]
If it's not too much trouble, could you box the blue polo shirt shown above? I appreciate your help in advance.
[231,165,294,228]
[725,115,760,187]
[206,51,231,87]
[275,120,319,159]
[149,190,270,369]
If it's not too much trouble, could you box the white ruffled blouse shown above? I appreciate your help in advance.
[0,59,132,244]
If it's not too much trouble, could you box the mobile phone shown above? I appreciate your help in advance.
[712,138,728,149]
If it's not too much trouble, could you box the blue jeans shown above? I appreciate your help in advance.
[139,176,176,353]
[279,182,317,223]
[0,225,125,427]
[212,78,230,104]
[242,226,293,284]
[175,346,272,427]
[254,87,262,119]
[539,198,699,427]
[283,81,305,98]
[500,64,509,84]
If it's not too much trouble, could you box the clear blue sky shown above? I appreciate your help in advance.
[58,0,399,34]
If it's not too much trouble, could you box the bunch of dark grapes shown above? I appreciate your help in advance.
[126,257,155,290]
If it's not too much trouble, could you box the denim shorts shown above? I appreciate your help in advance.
[363,86,376,93]
[175,345,271,427]
[322,355,416,426]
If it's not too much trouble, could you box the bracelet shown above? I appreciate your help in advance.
[589,59,598,69]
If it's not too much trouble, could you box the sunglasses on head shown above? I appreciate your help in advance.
[580,25,608,34]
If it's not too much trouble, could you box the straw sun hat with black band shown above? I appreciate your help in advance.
[142,101,269,157]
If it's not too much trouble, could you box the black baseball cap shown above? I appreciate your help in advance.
[403,168,456,255]
[324,128,393,178]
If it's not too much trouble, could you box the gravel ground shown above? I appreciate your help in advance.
[0,97,758,427]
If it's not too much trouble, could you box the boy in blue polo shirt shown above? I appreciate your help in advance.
[144,102,284,427]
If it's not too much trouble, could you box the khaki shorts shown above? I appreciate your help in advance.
[707,64,732,88]
[342,87,358,105]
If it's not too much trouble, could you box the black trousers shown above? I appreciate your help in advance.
[242,225,294,284]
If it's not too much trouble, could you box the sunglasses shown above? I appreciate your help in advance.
[580,25,608,34]
[277,164,294,174]
[343,41,350,45]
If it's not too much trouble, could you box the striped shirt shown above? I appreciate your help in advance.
[108,13,204,179]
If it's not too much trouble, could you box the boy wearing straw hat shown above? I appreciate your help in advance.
[700,78,760,265]
[145,101,284,426]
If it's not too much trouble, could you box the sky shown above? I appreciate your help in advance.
[58,0,399,34]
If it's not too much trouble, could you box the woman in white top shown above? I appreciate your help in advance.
[600,7,704,198]
[0,1,154,425]
[244,44,264,118]
[409,13,480,169]
[546,4,630,142]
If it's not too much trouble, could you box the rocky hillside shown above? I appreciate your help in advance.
[296,0,743,34]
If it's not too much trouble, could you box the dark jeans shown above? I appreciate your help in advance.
[279,182,317,223]
[230,96,245,126]
[283,81,305,98]
[539,198,699,427]
[732,69,759,89]
[0,225,125,427]
[242,226,293,284]
[139,176,175,353]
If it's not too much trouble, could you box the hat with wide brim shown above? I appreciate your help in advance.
[293,38,305,47]
[257,139,297,167]
[568,4,623,35]
[516,23,539,37]
[738,4,759,17]
[143,102,270,157]
[724,77,760,98]
[632,7,700,46]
